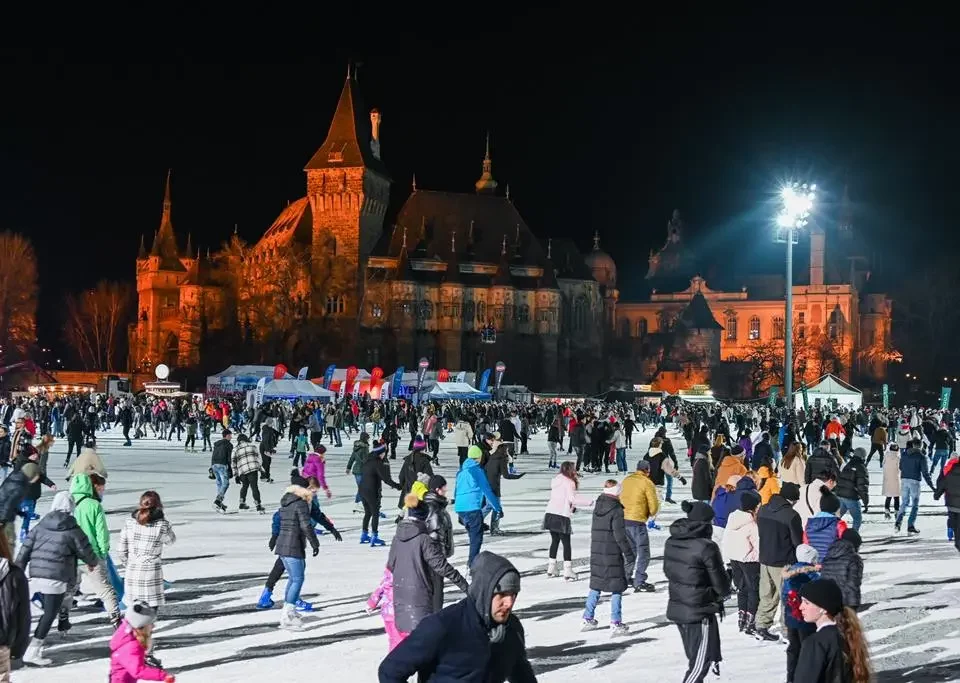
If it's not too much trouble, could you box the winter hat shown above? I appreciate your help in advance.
[795,543,819,564]
[819,486,841,514]
[359,432,370,442]
[731,444,745,457]
[696,444,709,455]
[635,460,651,472]
[50,490,75,514]
[315,445,327,455]
[681,500,715,524]
[428,474,447,492]
[495,568,522,595]
[467,445,484,460]
[887,443,900,452]
[780,482,801,502]
[412,438,427,450]
[852,447,867,460]
[603,482,623,496]
[290,468,308,488]
[20,463,40,482]
[841,528,863,550]
[739,491,761,512]
[126,601,158,629]
[800,578,844,616]
[371,443,387,457]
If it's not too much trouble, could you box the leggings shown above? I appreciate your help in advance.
[548,531,572,561]
[362,498,380,535]
[35,593,66,639]
[884,496,900,511]
[265,557,285,591]
[239,472,262,506]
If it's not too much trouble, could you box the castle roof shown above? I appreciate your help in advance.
[256,197,312,251]
[679,292,723,330]
[150,170,185,272]
[304,68,390,179]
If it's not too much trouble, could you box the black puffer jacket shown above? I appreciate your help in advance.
[588,494,635,594]
[0,558,30,659]
[398,451,433,507]
[424,492,455,558]
[834,456,869,506]
[387,517,467,633]
[0,472,31,524]
[662,518,730,623]
[273,486,319,558]
[935,458,960,513]
[818,538,863,609]
[757,494,804,567]
[15,510,98,583]
[804,447,838,484]
[691,453,713,501]
[359,453,400,504]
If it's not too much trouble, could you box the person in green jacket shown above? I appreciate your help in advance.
[70,473,120,626]
[346,433,371,512]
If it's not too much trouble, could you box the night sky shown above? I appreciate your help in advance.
[1,16,953,354]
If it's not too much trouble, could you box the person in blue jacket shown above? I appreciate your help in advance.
[454,446,502,568]
[378,551,536,683]
[257,469,342,610]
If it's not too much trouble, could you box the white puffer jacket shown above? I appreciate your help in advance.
[720,509,759,563]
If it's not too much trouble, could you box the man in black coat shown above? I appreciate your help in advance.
[582,482,635,632]
[662,501,730,683]
[0,463,40,550]
[805,443,838,485]
[754,481,803,642]
[359,445,401,546]
[691,445,713,502]
[378,551,536,683]
[833,447,869,531]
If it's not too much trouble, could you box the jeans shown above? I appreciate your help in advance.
[212,464,230,500]
[837,496,862,531]
[665,474,674,500]
[624,522,650,584]
[932,449,949,478]
[461,509,484,567]
[896,479,921,528]
[615,447,627,472]
[583,589,622,623]
[354,474,363,504]
[280,557,305,605]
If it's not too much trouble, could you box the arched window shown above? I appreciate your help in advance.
[326,295,345,315]
[370,303,383,319]
[748,316,761,341]
[829,308,843,341]
[619,318,631,338]
[773,316,785,340]
[638,317,648,337]
[517,305,530,323]
[725,313,738,341]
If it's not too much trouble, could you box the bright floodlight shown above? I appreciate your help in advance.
[777,181,816,230]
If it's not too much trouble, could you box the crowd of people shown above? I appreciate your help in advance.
[0,391,957,681]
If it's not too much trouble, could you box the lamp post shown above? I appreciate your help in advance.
[776,182,816,406]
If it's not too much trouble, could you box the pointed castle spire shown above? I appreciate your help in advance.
[412,172,417,192]
[185,232,193,258]
[149,169,184,270]
[138,234,147,259]
[593,230,601,251]
[547,238,553,260]
[475,131,498,194]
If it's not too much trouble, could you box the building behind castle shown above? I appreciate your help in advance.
[130,69,894,396]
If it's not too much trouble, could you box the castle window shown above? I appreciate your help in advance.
[371,303,383,319]
[416,301,433,320]
[517,305,530,323]
[828,308,843,342]
[773,316,785,340]
[797,312,805,340]
[326,295,345,315]
[476,301,486,322]
[725,313,737,341]
[638,318,647,337]
[366,347,381,367]
[573,296,588,331]
[748,316,761,341]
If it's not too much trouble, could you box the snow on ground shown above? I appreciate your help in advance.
[16,424,960,682]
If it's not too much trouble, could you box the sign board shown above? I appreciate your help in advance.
[767,386,778,408]
[800,382,809,412]
[882,383,889,409]
[941,386,952,410]
[633,384,653,392]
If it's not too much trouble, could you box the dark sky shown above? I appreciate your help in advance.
[1,15,954,352]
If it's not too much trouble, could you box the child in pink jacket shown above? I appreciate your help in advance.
[366,567,408,651]
[301,447,331,498]
[110,602,174,683]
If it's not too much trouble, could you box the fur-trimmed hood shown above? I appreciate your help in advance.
[281,485,314,506]
[782,562,820,580]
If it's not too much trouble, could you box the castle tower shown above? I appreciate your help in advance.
[475,132,498,194]
[304,64,391,320]
[134,170,187,371]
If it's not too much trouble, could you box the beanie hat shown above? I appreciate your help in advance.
[50,490,76,514]
[315,445,327,455]
[635,460,651,472]
[412,438,427,451]
[20,463,40,482]
[359,432,370,442]
[467,445,483,460]
[696,444,709,455]
[731,444,745,457]
[852,447,867,460]
[780,482,801,502]
[795,543,819,564]
[495,568,522,595]
[841,528,862,550]
[126,601,158,629]
[739,491,761,512]
[819,486,841,514]
[428,474,447,492]
[290,468,308,488]
[800,578,844,616]
[603,482,623,496]
[681,500,715,523]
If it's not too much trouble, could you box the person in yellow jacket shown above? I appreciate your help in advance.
[619,461,660,592]
[756,465,781,505]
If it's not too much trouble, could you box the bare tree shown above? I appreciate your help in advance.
[0,232,38,363]
[63,281,133,370]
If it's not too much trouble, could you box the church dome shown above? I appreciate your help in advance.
[584,232,616,288]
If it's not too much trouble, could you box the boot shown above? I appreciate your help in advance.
[23,637,52,666]
[279,603,304,631]
[57,613,72,633]
[546,559,558,577]
[743,612,756,636]
[360,531,371,544]
[370,534,386,547]
[239,501,250,510]
[256,587,275,609]
[737,610,746,632]
[563,561,577,582]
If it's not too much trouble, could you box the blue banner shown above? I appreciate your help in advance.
[392,366,405,398]
[297,366,309,380]
[478,368,492,393]
[322,364,336,390]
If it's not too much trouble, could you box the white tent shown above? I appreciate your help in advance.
[208,365,293,394]
[425,382,491,401]
[794,373,862,410]
[258,379,335,401]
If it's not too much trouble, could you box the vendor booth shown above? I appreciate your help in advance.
[794,374,863,411]
[425,382,491,401]
[248,379,335,407]
[208,365,292,395]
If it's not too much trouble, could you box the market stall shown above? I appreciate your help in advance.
[794,373,863,411]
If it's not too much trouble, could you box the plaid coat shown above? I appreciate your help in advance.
[231,442,262,477]
[117,514,176,606]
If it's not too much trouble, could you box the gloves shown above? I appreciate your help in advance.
[235,476,242,485]
[227,469,233,479]
[208,468,216,480]
[312,545,320,557]
[164,675,176,683]
[325,488,332,499]
[345,468,351,474]
[331,529,343,542]
[268,536,277,551]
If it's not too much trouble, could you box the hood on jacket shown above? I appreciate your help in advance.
[725,509,756,532]
[669,517,713,540]
[593,492,622,517]
[735,477,758,493]
[281,485,313,507]
[823,537,856,561]
[70,472,94,500]
[467,551,520,632]
[394,516,428,542]
[806,514,838,534]
[37,509,80,533]
[782,562,820,580]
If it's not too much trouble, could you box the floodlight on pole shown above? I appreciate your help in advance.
[775,181,816,407]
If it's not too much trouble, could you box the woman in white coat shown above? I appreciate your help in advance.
[883,443,902,519]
